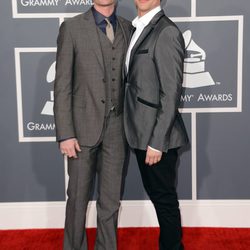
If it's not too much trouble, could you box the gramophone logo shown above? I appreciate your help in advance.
[176,18,242,110]
[15,49,57,142]
[182,30,215,88]
[41,61,55,116]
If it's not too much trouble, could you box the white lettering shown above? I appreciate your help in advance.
[27,122,55,131]
[21,0,92,7]
[197,94,205,102]
[65,0,93,5]
[181,94,194,102]
[21,0,29,6]
[197,94,233,102]
[20,0,60,7]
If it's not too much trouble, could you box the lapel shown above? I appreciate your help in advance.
[117,16,131,80]
[117,16,128,48]
[128,10,165,72]
[81,8,105,72]
[124,27,136,76]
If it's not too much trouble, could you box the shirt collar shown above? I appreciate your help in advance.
[132,6,162,29]
[92,7,116,26]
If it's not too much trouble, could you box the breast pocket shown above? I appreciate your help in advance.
[136,49,149,55]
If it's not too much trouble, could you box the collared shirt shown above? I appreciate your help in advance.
[92,7,117,34]
[125,6,162,71]
[126,6,162,153]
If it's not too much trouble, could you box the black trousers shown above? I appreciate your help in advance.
[134,148,184,250]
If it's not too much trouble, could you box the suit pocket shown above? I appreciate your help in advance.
[137,97,160,109]
[136,49,149,54]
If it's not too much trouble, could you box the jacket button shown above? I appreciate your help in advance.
[101,100,105,104]
[102,78,106,83]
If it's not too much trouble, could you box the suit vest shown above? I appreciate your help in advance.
[97,22,126,115]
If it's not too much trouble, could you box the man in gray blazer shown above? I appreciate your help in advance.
[54,1,131,249]
[124,0,189,249]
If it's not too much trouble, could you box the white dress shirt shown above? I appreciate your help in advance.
[125,6,162,71]
[125,6,162,153]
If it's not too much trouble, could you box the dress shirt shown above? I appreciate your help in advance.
[126,6,162,153]
[125,6,161,71]
[92,7,117,34]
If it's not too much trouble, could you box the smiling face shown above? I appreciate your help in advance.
[134,0,161,16]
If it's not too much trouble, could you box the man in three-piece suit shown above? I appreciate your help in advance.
[124,0,189,249]
[54,0,131,249]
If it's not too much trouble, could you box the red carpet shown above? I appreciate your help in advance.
[0,228,250,250]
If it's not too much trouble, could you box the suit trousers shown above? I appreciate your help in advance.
[134,148,184,250]
[64,111,127,250]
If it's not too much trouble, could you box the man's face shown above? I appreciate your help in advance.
[94,0,116,7]
[134,0,161,14]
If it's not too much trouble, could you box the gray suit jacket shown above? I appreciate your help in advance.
[54,9,131,146]
[124,10,189,152]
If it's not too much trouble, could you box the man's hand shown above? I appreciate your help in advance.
[60,138,81,158]
[145,146,162,166]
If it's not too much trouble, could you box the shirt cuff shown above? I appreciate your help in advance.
[148,146,161,153]
[59,137,75,143]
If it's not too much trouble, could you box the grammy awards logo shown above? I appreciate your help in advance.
[182,30,215,88]
[41,61,55,116]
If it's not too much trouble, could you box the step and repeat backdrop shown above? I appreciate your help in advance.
[0,0,250,228]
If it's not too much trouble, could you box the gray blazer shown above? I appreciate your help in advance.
[54,9,131,146]
[124,10,189,152]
